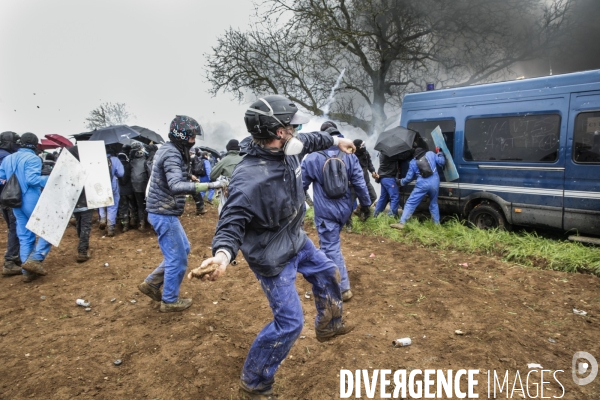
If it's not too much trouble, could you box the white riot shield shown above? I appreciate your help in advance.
[26,150,86,247]
[78,141,114,208]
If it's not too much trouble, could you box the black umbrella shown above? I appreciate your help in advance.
[129,126,165,145]
[71,132,93,142]
[374,126,419,158]
[196,146,221,161]
[88,125,140,144]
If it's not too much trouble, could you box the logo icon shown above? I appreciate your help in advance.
[572,351,598,385]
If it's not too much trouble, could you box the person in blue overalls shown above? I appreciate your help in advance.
[0,133,51,282]
[190,95,357,399]
[390,147,445,229]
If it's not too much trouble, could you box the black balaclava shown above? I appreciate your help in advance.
[19,132,39,150]
[0,131,20,153]
[353,139,366,154]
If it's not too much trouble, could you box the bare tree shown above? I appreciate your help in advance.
[206,0,576,135]
[85,102,131,130]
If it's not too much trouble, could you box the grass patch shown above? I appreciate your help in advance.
[305,208,600,276]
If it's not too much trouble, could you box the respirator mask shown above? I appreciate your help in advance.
[282,125,303,156]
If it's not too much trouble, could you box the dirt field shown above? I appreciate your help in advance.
[0,202,599,399]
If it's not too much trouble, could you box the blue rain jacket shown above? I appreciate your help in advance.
[0,148,48,215]
[302,141,371,225]
[212,132,335,277]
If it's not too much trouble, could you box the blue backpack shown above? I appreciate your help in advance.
[319,151,348,199]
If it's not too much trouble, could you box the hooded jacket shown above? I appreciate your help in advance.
[129,150,149,192]
[355,148,376,173]
[302,146,371,225]
[212,132,334,277]
[401,150,446,188]
[209,150,245,181]
[146,142,196,216]
[377,153,403,179]
[0,148,48,215]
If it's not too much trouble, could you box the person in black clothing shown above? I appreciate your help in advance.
[373,152,403,217]
[41,153,56,176]
[191,147,210,214]
[352,139,377,206]
[117,151,137,232]
[67,146,94,262]
[0,132,21,275]
[129,141,149,231]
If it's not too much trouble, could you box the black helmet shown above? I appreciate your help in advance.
[244,95,309,140]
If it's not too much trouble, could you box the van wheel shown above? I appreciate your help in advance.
[468,203,509,230]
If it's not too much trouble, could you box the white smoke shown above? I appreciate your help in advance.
[320,69,346,117]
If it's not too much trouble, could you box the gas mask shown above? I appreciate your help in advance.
[282,127,304,156]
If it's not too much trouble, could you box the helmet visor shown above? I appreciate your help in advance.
[290,110,310,125]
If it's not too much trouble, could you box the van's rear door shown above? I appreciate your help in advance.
[564,92,600,235]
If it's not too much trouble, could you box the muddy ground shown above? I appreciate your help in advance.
[0,202,599,399]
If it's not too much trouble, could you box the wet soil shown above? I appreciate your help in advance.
[0,203,599,399]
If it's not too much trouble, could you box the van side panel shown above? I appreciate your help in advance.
[564,91,600,235]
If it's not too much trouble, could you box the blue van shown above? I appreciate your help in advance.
[400,69,600,236]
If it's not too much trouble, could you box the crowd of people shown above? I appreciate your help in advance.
[0,95,445,399]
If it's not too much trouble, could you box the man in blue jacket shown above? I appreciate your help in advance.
[302,122,371,302]
[137,115,226,313]
[0,133,50,282]
[189,95,356,399]
[0,132,21,276]
[391,147,446,229]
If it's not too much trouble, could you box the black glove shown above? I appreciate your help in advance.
[359,205,371,222]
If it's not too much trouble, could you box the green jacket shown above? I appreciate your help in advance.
[209,150,245,181]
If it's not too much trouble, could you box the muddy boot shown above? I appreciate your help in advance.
[389,223,405,230]
[196,206,207,215]
[138,281,162,302]
[159,298,192,313]
[342,289,353,302]
[239,382,277,400]
[316,321,355,342]
[22,272,38,283]
[99,217,107,230]
[76,251,91,263]
[2,260,22,276]
[22,259,48,276]
[106,225,115,237]
[121,218,130,233]
[138,220,147,232]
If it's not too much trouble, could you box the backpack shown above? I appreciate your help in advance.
[0,174,22,208]
[416,153,434,178]
[192,157,206,177]
[319,151,348,199]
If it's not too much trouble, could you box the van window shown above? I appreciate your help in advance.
[573,111,600,164]
[464,114,560,162]
[407,120,455,156]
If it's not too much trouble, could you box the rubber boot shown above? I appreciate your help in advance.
[107,225,115,237]
[99,217,107,230]
[121,218,130,233]
[2,260,22,276]
[138,220,147,232]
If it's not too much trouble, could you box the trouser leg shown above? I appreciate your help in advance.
[428,183,441,224]
[316,217,350,292]
[134,192,146,224]
[399,186,428,224]
[75,210,93,254]
[2,206,20,263]
[144,213,190,303]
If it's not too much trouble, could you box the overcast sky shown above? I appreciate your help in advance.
[0,0,257,145]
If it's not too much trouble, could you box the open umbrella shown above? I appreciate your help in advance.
[38,139,60,151]
[374,126,419,159]
[196,146,221,161]
[88,125,140,144]
[71,132,93,142]
[45,134,73,148]
[129,126,165,144]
